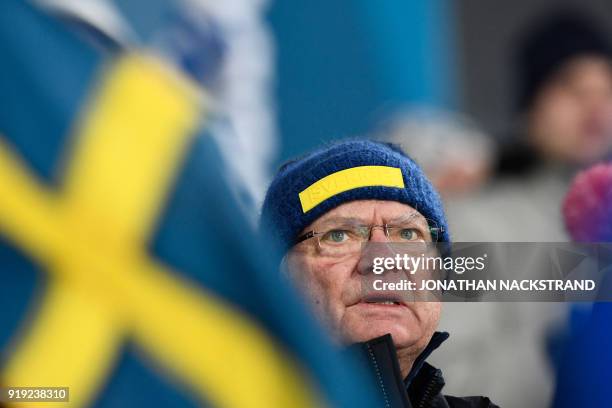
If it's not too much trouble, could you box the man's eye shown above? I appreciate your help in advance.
[322,230,350,243]
[399,228,419,241]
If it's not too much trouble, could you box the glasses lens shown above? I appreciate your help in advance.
[316,226,364,257]
[385,217,438,243]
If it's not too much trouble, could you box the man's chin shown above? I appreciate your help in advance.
[342,322,419,347]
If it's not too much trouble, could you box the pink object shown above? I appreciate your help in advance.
[562,162,612,242]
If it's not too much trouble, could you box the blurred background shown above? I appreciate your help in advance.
[269,0,612,161]
[2,0,612,407]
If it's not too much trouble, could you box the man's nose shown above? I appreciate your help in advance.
[369,226,388,243]
[356,230,396,276]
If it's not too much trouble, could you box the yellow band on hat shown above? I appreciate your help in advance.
[298,165,405,213]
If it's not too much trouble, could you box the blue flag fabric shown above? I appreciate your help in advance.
[0,1,378,407]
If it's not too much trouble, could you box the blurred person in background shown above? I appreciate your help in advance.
[382,108,494,198]
[552,163,612,408]
[449,7,612,242]
[261,140,498,408]
[500,9,612,174]
[385,8,612,408]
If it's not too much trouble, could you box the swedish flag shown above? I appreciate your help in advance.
[0,1,377,407]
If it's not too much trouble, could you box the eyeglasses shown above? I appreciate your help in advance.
[293,216,443,258]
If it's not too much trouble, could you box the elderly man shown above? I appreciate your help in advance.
[261,140,497,408]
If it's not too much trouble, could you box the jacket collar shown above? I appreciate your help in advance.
[404,331,450,387]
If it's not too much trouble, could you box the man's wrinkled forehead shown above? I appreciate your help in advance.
[308,200,426,229]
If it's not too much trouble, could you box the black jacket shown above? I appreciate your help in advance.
[354,332,498,408]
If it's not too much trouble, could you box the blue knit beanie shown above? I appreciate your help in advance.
[260,140,450,253]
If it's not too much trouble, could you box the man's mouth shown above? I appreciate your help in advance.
[367,300,400,305]
[358,293,406,307]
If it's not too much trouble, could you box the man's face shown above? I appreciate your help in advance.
[528,56,612,164]
[285,200,441,357]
